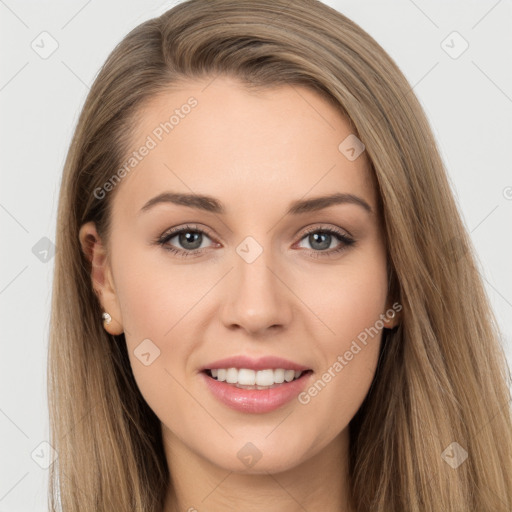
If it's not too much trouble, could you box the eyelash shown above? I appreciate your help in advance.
[155,223,355,259]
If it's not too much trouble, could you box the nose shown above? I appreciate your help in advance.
[220,245,293,336]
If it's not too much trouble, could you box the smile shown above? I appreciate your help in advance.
[201,368,314,413]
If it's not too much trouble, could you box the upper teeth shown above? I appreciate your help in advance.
[210,368,303,386]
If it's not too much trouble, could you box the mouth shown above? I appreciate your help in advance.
[200,366,315,413]
[202,368,314,390]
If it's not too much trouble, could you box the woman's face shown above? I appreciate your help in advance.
[81,76,396,474]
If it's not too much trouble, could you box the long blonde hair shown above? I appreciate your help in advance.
[48,1,512,510]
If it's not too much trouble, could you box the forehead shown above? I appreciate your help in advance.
[112,76,377,219]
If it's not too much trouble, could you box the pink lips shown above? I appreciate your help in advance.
[200,355,311,372]
[199,355,313,414]
[201,371,313,413]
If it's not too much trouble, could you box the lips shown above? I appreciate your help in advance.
[200,355,311,372]
[201,369,314,413]
[197,355,313,413]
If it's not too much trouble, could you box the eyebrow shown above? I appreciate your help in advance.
[139,191,373,216]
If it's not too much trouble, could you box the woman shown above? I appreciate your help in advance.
[48,0,512,510]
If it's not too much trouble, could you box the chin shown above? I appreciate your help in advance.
[204,440,309,475]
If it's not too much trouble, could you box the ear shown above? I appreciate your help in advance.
[382,297,402,329]
[78,221,124,335]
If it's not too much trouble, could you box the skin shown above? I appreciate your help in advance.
[79,76,399,512]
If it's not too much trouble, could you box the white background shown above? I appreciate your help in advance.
[1,1,511,510]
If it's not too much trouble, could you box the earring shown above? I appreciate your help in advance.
[102,312,112,324]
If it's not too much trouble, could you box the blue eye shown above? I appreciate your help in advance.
[156,224,355,259]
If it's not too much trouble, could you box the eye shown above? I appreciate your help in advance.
[156,224,216,258]
[295,226,355,258]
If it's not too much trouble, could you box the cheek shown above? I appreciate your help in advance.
[108,239,197,409]
[112,237,199,340]
[300,246,389,349]
[294,248,388,430]
[298,338,381,448]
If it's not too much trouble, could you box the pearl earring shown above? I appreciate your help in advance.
[102,312,112,324]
